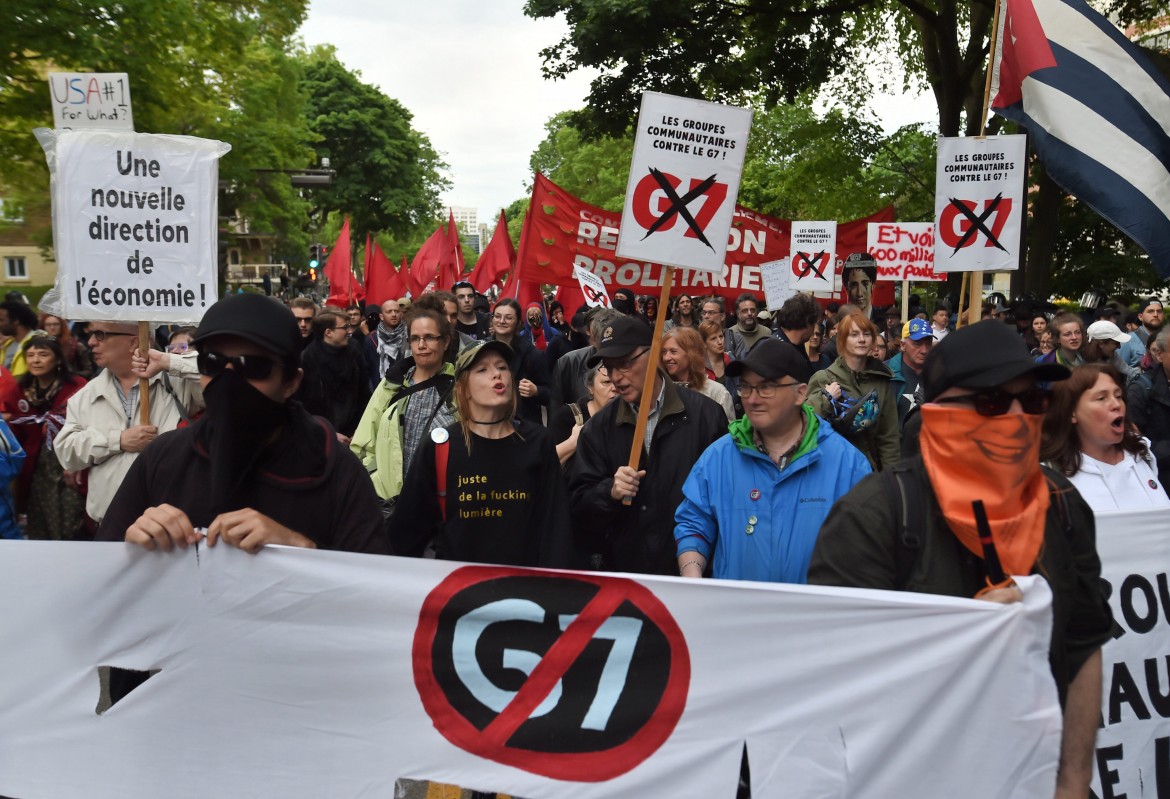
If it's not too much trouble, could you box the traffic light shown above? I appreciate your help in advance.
[309,266,317,282]
[320,245,329,261]
[308,244,320,269]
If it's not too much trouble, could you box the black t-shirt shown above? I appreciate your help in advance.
[390,420,572,567]
[455,311,491,341]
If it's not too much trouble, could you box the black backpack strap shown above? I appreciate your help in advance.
[881,461,924,588]
[160,372,190,425]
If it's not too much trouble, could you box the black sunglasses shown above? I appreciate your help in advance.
[197,350,279,381]
[935,386,1051,416]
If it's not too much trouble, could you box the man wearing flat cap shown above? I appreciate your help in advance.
[98,293,387,556]
[675,338,870,583]
[809,319,1112,799]
[570,316,726,575]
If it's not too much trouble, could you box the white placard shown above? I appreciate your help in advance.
[866,222,944,282]
[0,542,1063,799]
[789,221,837,292]
[48,72,134,131]
[42,129,229,323]
[760,258,797,310]
[617,92,753,274]
[573,264,611,308]
[933,135,1027,272]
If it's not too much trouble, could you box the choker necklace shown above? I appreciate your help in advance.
[470,417,509,424]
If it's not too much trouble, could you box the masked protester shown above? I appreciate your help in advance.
[808,319,1112,799]
[97,293,386,556]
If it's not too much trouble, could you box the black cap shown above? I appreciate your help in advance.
[921,319,1070,401]
[726,338,814,383]
[586,316,652,367]
[193,294,301,358]
[454,339,513,377]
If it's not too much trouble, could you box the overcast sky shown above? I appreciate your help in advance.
[301,1,937,225]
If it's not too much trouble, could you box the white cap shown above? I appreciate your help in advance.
[1086,320,1131,344]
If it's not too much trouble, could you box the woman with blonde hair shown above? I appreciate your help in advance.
[661,326,735,421]
[390,340,572,567]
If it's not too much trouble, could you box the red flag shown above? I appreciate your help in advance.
[323,217,353,308]
[469,211,514,293]
[410,224,445,291]
[364,236,406,306]
[399,255,422,297]
[437,211,464,291]
[555,280,588,318]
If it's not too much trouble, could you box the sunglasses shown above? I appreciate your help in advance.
[196,350,279,381]
[89,330,135,342]
[934,386,1051,416]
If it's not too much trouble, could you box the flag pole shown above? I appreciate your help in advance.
[957,273,969,329]
[622,266,675,506]
[137,321,152,424]
[978,0,1005,139]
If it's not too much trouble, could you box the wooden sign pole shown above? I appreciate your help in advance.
[623,266,675,505]
[137,320,151,425]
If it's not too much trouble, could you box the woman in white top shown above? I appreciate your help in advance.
[1041,363,1170,511]
[660,326,735,421]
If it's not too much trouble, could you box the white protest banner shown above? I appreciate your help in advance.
[48,72,133,131]
[760,258,796,310]
[617,92,752,273]
[573,264,611,308]
[38,129,229,323]
[1091,510,1170,798]
[0,543,1063,799]
[933,134,1027,272]
[789,221,837,292]
[867,222,944,282]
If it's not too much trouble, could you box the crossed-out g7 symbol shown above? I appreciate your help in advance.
[631,168,729,252]
[939,194,1014,254]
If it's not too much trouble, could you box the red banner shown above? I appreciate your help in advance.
[516,172,896,306]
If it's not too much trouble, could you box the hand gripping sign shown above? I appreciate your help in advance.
[933,134,1027,272]
[617,92,753,274]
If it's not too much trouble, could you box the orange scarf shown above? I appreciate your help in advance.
[919,405,1049,579]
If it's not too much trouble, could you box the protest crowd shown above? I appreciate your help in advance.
[2,267,1169,798]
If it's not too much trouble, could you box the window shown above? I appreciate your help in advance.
[5,257,27,280]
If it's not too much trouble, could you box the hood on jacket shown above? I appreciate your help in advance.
[729,404,821,462]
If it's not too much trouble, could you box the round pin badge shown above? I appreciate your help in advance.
[17,399,28,413]
[1151,479,1159,490]
[431,428,450,444]
[749,489,761,501]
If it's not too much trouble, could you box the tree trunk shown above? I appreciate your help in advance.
[1025,166,1062,299]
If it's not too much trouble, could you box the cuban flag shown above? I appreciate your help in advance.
[989,0,1170,277]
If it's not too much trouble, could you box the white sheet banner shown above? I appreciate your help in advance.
[933,134,1027,272]
[789,221,837,292]
[867,222,944,282]
[617,92,753,273]
[0,544,1062,799]
[1092,510,1170,797]
[38,129,229,323]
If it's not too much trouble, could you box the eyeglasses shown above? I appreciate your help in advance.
[737,381,800,398]
[167,343,190,353]
[600,348,649,376]
[409,334,444,347]
[934,386,1051,416]
[196,350,279,381]
[89,330,135,342]
[492,314,516,323]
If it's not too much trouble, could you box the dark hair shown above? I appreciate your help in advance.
[18,335,70,390]
[734,293,759,312]
[1041,363,1149,476]
[1,301,37,332]
[430,290,457,310]
[775,293,820,331]
[310,311,343,339]
[843,264,877,283]
[403,305,452,343]
[168,326,197,344]
[493,297,522,321]
[670,294,696,325]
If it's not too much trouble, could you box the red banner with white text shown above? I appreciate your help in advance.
[516,172,896,306]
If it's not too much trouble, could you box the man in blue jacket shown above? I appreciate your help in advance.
[675,338,871,583]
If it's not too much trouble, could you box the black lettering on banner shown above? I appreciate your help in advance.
[413,566,689,782]
[1122,574,1160,634]
[1109,661,1152,724]
[1095,744,1125,799]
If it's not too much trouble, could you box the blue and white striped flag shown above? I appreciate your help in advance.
[989,0,1170,277]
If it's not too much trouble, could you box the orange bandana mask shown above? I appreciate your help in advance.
[919,404,1049,579]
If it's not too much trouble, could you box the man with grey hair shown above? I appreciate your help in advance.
[552,307,623,405]
[55,321,203,525]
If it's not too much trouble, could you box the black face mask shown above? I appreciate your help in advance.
[199,367,290,514]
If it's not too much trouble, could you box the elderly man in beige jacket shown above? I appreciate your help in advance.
[54,321,202,525]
